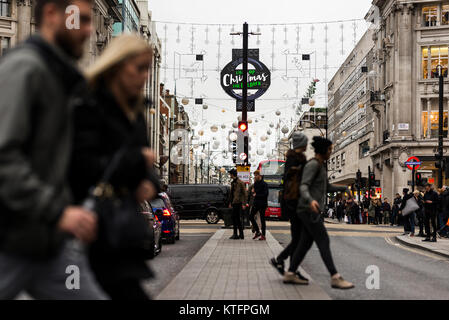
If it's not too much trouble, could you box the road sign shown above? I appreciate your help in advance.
[237,165,251,183]
[237,100,255,112]
[405,156,421,170]
[239,153,247,161]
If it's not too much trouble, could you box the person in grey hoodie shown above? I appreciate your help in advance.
[283,136,354,289]
[0,0,106,299]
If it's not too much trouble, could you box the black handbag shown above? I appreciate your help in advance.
[83,148,152,256]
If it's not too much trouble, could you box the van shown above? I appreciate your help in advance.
[167,184,231,224]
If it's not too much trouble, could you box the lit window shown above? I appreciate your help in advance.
[422,111,428,138]
[359,141,370,158]
[430,111,448,138]
[442,4,449,25]
[422,46,448,79]
[423,6,438,26]
[0,0,10,17]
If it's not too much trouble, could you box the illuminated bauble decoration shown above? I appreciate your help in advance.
[267,130,272,135]
[255,119,259,123]
[149,108,156,115]
[203,104,208,110]
[181,98,189,105]
[257,149,264,156]
[260,136,268,142]
[221,109,226,113]
[220,168,226,173]
[261,115,265,119]
[198,130,204,136]
[281,126,289,134]
[212,144,219,150]
[194,144,199,149]
[269,122,274,128]
[229,132,238,142]
[249,145,252,151]
[309,99,316,107]
[342,131,347,137]
[221,124,226,129]
[232,122,238,129]
[191,121,198,127]
[248,119,253,124]
[275,110,281,116]
[210,125,218,133]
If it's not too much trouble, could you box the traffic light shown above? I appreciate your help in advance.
[238,121,248,133]
[369,172,375,186]
[415,172,426,187]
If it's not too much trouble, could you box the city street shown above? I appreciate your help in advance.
[147,220,449,300]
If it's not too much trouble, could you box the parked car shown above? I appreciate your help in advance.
[159,192,180,241]
[167,184,231,224]
[139,201,162,258]
[149,193,179,244]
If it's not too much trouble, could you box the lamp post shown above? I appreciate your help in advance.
[437,64,445,188]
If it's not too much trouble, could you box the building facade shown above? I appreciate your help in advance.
[366,0,449,199]
[327,28,376,199]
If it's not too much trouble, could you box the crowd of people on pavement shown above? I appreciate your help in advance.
[326,185,449,241]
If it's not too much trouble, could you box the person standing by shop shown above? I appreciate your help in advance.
[382,198,391,225]
[423,184,439,242]
[228,169,247,240]
[368,199,376,225]
[399,188,414,236]
[271,132,308,279]
[250,171,269,241]
[391,193,402,226]
[284,136,354,289]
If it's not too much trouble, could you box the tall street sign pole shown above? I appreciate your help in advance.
[242,22,249,166]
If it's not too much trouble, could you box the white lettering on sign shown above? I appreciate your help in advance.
[398,123,409,131]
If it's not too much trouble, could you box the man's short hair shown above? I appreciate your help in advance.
[311,136,333,155]
[254,170,261,176]
[425,183,432,188]
[229,169,237,176]
[34,0,93,27]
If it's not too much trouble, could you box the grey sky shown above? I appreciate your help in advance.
[148,0,373,168]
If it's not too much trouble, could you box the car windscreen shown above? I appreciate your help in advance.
[267,189,281,208]
[150,199,166,210]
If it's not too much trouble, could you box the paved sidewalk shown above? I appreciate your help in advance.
[395,235,449,258]
[156,229,331,300]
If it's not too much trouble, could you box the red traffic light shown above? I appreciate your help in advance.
[238,121,248,132]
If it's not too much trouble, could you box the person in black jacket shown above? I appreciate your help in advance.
[399,188,414,236]
[69,34,161,300]
[413,191,425,237]
[249,170,269,241]
[270,132,308,282]
[392,193,402,226]
[423,184,439,242]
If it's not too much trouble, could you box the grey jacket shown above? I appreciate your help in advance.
[0,35,84,259]
[297,159,349,213]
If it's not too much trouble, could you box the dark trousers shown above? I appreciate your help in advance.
[277,200,301,262]
[417,211,424,235]
[101,279,150,300]
[232,203,244,237]
[288,210,338,276]
[249,203,267,236]
[424,210,437,239]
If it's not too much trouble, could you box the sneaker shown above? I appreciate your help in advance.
[239,234,244,240]
[283,272,309,285]
[259,235,266,241]
[331,276,355,290]
[253,233,261,240]
[295,271,309,283]
[270,258,285,276]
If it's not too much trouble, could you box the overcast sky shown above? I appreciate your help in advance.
[148,0,374,168]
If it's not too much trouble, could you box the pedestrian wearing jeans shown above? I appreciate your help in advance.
[249,171,269,241]
[284,137,354,289]
[228,170,247,240]
[423,184,439,242]
[0,0,106,299]
[270,132,308,282]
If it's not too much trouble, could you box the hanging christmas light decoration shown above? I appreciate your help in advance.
[283,25,288,45]
[256,25,261,45]
[202,104,208,110]
[229,132,238,142]
[149,108,156,115]
[205,25,210,45]
[176,24,181,43]
[221,109,226,113]
[340,24,345,56]
[221,124,226,129]
[275,110,281,116]
[267,129,272,135]
[269,122,274,128]
[295,25,301,53]
[232,122,238,129]
[257,149,264,156]
[182,97,189,105]
[198,129,204,136]
[281,126,289,134]
[210,125,218,133]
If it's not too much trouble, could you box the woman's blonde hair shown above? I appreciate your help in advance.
[413,190,420,196]
[85,34,153,118]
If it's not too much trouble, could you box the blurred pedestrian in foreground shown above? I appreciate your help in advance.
[228,169,247,240]
[271,132,308,282]
[70,34,161,300]
[0,0,107,299]
[437,187,449,238]
[284,137,354,289]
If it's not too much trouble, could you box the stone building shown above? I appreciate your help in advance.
[366,0,449,199]
[327,28,377,199]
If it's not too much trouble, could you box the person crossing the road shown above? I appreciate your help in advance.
[228,169,247,240]
[284,136,355,289]
[249,170,269,241]
[270,132,308,282]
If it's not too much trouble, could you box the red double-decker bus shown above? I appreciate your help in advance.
[257,160,286,220]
